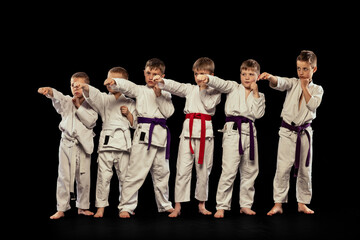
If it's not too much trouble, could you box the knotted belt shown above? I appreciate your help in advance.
[281,120,311,177]
[185,113,212,164]
[137,117,171,160]
[61,133,82,197]
[225,116,255,160]
[102,121,132,150]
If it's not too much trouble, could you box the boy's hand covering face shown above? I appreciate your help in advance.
[153,75,164,84]
[196,74,208,82]
[104,78,115,86]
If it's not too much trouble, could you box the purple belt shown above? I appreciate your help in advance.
[225,116,255,160]
[281,120,311,177]
[137,117,171,160]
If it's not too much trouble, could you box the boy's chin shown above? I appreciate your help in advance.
[242,84,251,89]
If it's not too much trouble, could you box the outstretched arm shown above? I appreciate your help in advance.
[38,87,54,97]
[201,75,236,94]
[154,75,192,98]
[258,72,278,87]
[104,78,139,98]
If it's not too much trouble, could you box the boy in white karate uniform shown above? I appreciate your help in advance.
[201,59,265,217]
[155,57,221,217]
[258,50,324,215]
[104,58,174,218]
[38,72,98,219]
[76,67,137,218]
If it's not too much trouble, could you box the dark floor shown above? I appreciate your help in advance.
[32,203,359,240]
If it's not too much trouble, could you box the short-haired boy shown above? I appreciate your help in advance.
[38,72,98,219]
[258,50,324,215]
[155,57,221,217]
[76,67,136,218]
[201,59,265,217]
[104,58,174,218]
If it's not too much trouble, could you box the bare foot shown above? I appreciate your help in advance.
[267,203,283,216]
[119,211,131,218]
[240,207,256,215]
[94,207,105,218]
[166,208,174,213]
[298,203,314,214]
[168,209,181,218]
[78,209,94,216]
[214,209,224,218]
[50,211,65,220]
[198,201,212,215]
[168,203,181,218]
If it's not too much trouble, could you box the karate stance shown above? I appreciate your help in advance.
[258,50,324,215]
[38,72,98,219]
[104,58,174,218]
[155,57,221,217]
[201,59,265,217]
[77,67,137,218]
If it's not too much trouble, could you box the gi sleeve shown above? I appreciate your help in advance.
[207,75,238,93]
[271,76,296,92]
[160,78,192,98]
[76,102,98,129]
[112,78,140,98]
[156,90,175,118]
[83,85,107,116]
[306,85,324,112]
[50,88,72,117]
[250,92,266,119]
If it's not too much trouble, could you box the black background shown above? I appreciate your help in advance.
[12,2,359,239]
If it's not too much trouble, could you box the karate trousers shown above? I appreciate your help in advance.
[273,126,313,204]
[174,136,214,203]
[216,130,259,210]
[95,151,130,207]
[117,142,172,214]
[56,138,91,212]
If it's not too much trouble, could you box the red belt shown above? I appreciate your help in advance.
[185,113,212,164]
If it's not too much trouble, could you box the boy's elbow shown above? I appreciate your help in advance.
[166,108,175,118]
[254,110,265,119]
[85,113,98,128]
[84,119,97,129]
[306,96,321,112]
[306,103,318,112]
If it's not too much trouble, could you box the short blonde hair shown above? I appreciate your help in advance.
[109,67,129,79]
[192,57,215,74]
[240,59,260,75]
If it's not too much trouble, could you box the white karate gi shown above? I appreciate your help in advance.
[50,89,97,212]
[84,85,136,208]
[271,77,323,204]
[207,75,265,210]
[112,78,174,214]
[160,78,221,202]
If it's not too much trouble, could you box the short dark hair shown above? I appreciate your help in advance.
[240,59,260,75]
[297,50,317,68]
[71,72,90,84]
[145,58,165,74]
